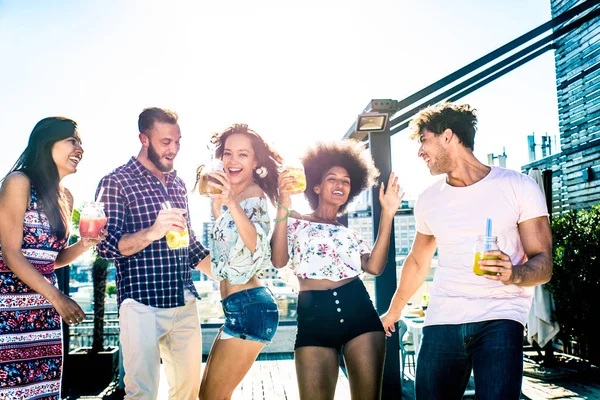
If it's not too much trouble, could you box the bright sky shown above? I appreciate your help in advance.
[0,0,558,229]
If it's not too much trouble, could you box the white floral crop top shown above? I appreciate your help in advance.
[286,217,371,281]
[210,197,272,285]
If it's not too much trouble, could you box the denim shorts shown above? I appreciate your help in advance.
[221,286,279,344]
[295,278,384,351]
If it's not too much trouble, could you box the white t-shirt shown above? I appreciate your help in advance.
[414,166,548,327]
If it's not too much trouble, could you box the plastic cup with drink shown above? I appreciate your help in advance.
[194,159,224,197]
[79,187,108,239]
[421,292,430,310]
[281,158,306,192]
[473,218,501,276]
[161,201,189,250]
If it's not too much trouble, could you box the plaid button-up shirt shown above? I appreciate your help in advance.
[96,157,209,309]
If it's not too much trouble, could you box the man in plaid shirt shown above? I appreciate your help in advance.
[95,107,211,399]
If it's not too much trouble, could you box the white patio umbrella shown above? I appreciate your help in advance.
[526,168,560,348]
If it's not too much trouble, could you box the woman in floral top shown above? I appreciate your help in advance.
[271,139,403,400]
[0,117,106,399]
[198,124,283,400]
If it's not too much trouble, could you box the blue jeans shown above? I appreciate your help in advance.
[415,319,524,400]
[221,287,279,344]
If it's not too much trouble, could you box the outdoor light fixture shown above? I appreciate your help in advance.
[355,99,400,133]
[356,112,389,132]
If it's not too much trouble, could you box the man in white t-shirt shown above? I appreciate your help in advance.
[381,102,552,399]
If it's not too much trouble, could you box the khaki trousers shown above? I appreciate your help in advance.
[119,299,202,400]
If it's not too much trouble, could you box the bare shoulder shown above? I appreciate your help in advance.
[0,172,31,198]
[63,187,74,211]
[289,210,302,219]
[0,172,31,214]
[241,184,266,201]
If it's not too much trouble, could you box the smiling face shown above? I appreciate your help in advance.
[314,166,351,207]
[417,129,452,175]
[51,133,83,179]
[222,133,257,185]
[144,121,181,173]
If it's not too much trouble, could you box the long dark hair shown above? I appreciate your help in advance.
[210,124,283,204]
[4,117,79,239]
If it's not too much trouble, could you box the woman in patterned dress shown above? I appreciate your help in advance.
[0,117,106,399]
[271,140,404,400]
[198,124,283,400]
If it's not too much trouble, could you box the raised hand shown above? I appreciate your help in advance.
[207,170,235,208]
[379,172,404,216]
[277,169,304,207]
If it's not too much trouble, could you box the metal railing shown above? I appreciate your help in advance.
[68,311,120,351]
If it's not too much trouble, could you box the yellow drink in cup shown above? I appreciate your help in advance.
[166,229,190,250]
[161,201,190,250]
[422,292,430,305]
[285,167,307,192]
[473,253,501,276]
[473,234,500,276]
[282,158,307,192]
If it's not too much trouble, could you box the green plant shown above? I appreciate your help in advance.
[91,256,110,354]
[106,283,117,297]
[69,208,81,246]
[546,204,600,366]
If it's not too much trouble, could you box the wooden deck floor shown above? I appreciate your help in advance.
[168,354,600,400]
[168,353,349,400]
[210,353,350,400]
[69,353,600,399]
[400,371,600,400]
[521,374,600,400]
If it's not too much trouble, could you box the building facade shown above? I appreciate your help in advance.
[348,199,417,265]
[522,0,600,213]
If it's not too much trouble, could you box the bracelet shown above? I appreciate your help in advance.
[274,201,291,223]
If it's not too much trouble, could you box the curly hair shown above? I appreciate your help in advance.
[210,123,283,204]
[301,139,380,214]
[409,102,478,150]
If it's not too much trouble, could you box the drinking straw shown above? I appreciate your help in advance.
[95,187,105,204]
[484,218,493,251]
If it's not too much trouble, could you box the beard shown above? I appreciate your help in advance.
[148,141,174,173]
[429,146,452,175]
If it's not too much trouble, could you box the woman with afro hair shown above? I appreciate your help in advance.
[271,139,403,399]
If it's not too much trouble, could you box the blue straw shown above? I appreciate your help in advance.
[485,218,492,237]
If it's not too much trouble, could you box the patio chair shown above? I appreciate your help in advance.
[399,320,416,378]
